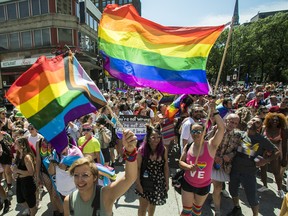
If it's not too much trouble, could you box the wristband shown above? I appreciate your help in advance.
[123,147,137,162]
[213,111,220,116]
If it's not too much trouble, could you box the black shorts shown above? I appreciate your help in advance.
[181,177,211,196]
[101,148,111,163]
[16,176,37,208]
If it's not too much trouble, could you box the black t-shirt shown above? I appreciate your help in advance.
[232,131,278,174]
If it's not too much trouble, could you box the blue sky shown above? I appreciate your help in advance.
[141,0,288,26]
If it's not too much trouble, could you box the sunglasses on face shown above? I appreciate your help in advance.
[28,127,34,130]
[191,129,203,135]
[82,128,91,132]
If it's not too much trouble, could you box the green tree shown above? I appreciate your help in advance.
[207,12,288,84]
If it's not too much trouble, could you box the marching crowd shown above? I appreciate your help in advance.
[0,82,287,216]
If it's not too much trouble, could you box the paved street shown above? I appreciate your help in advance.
[3,145,285,216]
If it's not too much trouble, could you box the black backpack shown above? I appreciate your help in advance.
[171,142,192,194]
[69,185,103,216]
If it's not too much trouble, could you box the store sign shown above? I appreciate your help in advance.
[1,58,37,68]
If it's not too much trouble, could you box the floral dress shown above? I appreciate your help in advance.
[136,158,168,206]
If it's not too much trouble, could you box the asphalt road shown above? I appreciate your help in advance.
[3,145,284,216]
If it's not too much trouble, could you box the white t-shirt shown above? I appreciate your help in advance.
[180,117,195,153]
[27,133,43,149]
[55,166,76,196]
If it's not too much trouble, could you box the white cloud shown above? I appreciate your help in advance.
[197,15,232,26]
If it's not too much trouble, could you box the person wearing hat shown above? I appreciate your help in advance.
[94,117,112,166]
[12,112,29,130]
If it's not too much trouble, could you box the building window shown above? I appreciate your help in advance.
[32,0,40,16]
[21,31,32,48]
[0,34,8,50]
[0,5,5,22]
[75,1,80,20]
[58,28,72,45]
[34,28,50,47]
[9,33,20,50]
[57,0,71,15]
[7,3,17,20]
[32,0,48,15]
[19,1,30,18]
[42,28,50,45]
[89,15,94,29]
[34,29,42,47]
[94,20,97,31]
[41,0,49,14]
[86,13,89,25]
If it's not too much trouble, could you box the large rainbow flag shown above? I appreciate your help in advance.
[6,52,107,153]
[99,4,225,94]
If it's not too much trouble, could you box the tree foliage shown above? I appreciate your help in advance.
[207,12,288,84]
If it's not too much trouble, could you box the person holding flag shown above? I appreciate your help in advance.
[179,100,225,216]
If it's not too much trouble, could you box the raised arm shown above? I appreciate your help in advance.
[102,129,137,208]
[208,101,225,153]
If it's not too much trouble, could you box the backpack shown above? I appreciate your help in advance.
[69,185,103,216]
[171,142,193,194]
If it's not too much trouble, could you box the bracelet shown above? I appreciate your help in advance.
[122,147,137,162]
[213,111,220,116]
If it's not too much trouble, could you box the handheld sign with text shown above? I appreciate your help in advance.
[116,115,150,140]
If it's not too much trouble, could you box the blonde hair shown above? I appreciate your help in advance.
[68,156,98,177]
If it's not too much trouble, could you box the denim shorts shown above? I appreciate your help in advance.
[229,171,259,207]
[181,178,211,196]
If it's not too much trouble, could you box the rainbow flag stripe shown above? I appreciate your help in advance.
[6,52,106,153]
[166,94,187,119]
[99,4,225,94]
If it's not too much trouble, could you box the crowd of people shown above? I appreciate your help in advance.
[0,82,287,215]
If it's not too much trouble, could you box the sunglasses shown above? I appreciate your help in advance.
[191,129,203,135]
[82,128,91,132]
[28,127,34,130]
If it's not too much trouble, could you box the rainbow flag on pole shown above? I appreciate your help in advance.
[99,4,225,94]
[6,52,107,153]
[166,94,187,120]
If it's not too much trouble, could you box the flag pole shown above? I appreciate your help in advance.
[194,3,236,165]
